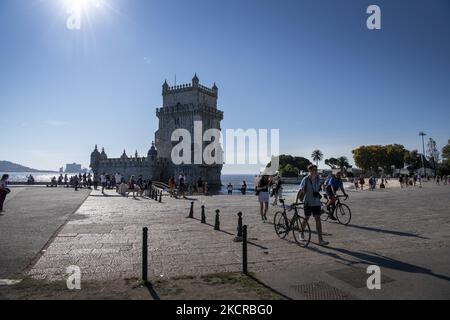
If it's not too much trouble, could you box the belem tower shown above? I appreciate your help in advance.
[90,74,224,187]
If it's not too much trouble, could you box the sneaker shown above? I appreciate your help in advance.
[298,235,307,242]
[329,215,337,221]
[319,240,330,246]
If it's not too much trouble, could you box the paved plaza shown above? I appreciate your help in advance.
[1,183,449,299]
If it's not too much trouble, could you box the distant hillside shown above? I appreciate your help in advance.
[0,160,51,173]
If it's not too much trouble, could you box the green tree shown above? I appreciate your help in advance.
[385,144,407,173]
[311,150,324,167]
[337,156,352,174]
[352,145,386,173]
[324,158,339,169]
[280,164,299,177]
[442,140,450,165]
[404,149,427,172]
[266,155,312,176]
[427,138,440,176]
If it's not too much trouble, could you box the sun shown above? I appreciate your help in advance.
[65,0,101,12]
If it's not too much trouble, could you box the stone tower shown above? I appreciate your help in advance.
[155,74,224,186]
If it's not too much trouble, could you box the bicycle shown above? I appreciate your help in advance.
[273,199,311,247]
[320,194,352,225]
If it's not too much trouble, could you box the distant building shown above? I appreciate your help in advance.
[90,75,224,187]
[66,163,82,173]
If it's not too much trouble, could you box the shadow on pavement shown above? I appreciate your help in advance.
[309,245,450,282]
[345,224,428,239]
[145,282,161,300]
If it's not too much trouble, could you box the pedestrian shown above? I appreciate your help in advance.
[73,174,79,191]
[296,165,329,246]
[179,175,186,198]
[0,174,11,214]
[168,176,176,198]
[271,174,282,205]
[256,174,270,222]
[197,177,204,193]
[128,175,137,198]
[100,173,107,193]
[359,175,365,191]
[399,175,404,188]
[353,177,359,190]
[115,172,122,191]
[240,181,247,195]
[227,182,233,195]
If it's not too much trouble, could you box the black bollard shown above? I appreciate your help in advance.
[159,190,162,203]
[214,209,220,231]
[242,225,248,275]
[142,227,148,283]
[188,202,194,218]
[234,212,243,242]
[154,189,158,202]
[201,205,206,224]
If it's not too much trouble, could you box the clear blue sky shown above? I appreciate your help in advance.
[0,0,449,173]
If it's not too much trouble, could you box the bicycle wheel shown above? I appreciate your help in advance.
[292,215,311,248]
[320,207,329,222]
[274,211,289,239]
[336,203,352,225]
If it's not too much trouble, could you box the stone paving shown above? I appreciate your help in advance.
[27,183,450,298]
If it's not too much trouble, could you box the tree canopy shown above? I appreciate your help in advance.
[352,144,407,173]
[266,155,312,177]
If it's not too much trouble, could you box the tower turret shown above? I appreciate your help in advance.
[147,141,158,162]
[100,148,108,160]
[120,149,128,159]
[162,80,169,94]
[90,145,101,177]
[192,73,199,87]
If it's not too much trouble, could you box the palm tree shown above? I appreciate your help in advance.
[311,150,324,167]
[337,156,351,174]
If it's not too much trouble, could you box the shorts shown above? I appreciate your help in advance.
[304,206,321,217]
[258,191,269,203]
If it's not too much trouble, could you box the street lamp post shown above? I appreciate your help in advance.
[419,131,427,178]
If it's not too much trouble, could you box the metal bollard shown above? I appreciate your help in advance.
[142,227,148,283]
[201,205,206,224]
[214,209,220,231]
[159,190,162,203]
[242,225,248,275]
[234,212,243,242]
[189,202,194,218]
[154,189,158,202]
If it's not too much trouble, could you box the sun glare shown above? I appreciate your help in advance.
[65,0,101,12]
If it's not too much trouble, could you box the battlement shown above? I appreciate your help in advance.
[156,103,224,119]
[99,157,161,167]
[162,74,218,98]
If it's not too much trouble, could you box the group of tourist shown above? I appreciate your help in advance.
[226,181,249,196]
[352,175,389,191]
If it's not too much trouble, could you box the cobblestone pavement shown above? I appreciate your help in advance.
[26,183,450,298]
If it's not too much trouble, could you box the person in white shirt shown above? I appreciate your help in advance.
[100,173,107,194]
[115,173,122,192]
